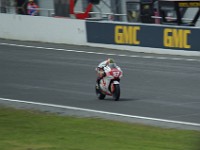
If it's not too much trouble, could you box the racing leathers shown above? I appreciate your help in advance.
[96,59,113,88]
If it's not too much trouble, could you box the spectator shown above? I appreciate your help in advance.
[27,0,39,16]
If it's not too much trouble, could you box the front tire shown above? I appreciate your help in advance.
[113,84,120,101]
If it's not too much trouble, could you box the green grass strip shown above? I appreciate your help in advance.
[0,106,199,150]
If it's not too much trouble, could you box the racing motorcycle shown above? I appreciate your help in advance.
[95,63,123,101]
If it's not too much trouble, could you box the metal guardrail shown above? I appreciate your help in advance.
[89,12,127,21]
[75,11,127,21]
[152,16,200,22]
[1,6,199,25]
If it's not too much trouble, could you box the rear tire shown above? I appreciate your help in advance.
[113,84,120,101]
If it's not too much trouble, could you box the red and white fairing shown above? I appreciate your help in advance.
[99,65,122,95]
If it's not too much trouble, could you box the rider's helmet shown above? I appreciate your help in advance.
[106,58,115,64]
[109,58,115,63]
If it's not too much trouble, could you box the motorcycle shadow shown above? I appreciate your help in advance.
[98,98,139,102]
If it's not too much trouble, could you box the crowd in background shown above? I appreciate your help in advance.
[0,0,39,16]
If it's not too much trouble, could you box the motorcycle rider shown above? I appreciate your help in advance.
[96,58,117,89]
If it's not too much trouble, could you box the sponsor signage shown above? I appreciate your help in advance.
[86,21,200,51]
[178,1,200,7]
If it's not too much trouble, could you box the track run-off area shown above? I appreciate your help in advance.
[0,39,200,130]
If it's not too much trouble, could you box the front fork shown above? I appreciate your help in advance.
[111,83,115,93]
[110,80,120,93]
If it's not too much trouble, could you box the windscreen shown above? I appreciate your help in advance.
[108,63,117,69]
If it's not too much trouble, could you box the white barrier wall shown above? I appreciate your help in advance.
[0,14,86,45]
[0,13,199,56]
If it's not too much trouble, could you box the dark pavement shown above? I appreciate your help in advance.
[0,39,200,125]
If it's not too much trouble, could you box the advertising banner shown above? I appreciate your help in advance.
[86,21,200,51]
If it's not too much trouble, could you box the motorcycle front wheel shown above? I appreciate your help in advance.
[113,84,120,101]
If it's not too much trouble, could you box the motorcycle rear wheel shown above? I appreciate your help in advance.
[113,84,120,101]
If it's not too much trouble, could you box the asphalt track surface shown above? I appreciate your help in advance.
[0,39,200,130]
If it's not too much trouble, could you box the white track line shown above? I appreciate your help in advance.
[0,42,200,62]
[0,97,200,127]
